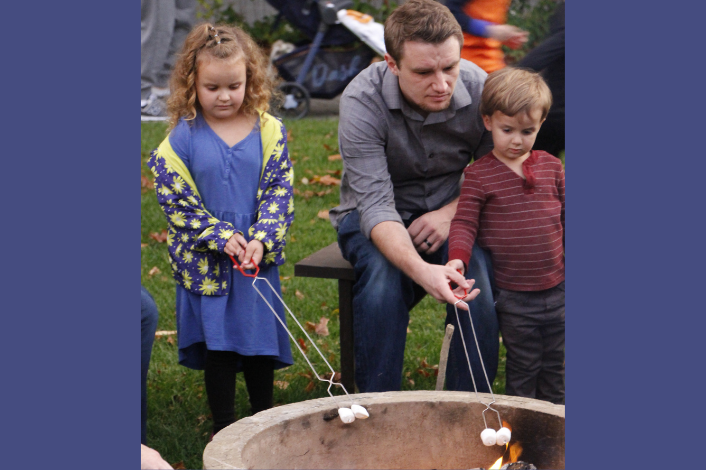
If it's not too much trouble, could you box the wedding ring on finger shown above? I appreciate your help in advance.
[424,239,432,248]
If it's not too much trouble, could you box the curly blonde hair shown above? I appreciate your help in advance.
[166,23,276,131]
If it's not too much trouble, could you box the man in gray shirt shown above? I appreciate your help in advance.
[330,0,499,393]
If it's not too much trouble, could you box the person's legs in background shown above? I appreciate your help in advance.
[444,243,499,393]
[141,0,175,104]
[141,286,159,445]
[156,0,196,93]
[338,211,416,392]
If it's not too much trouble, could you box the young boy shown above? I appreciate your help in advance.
[447,67,565,404]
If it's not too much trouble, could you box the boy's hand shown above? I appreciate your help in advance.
[446,259,466,275]
[239,239,264,270]
[224,233,248,258]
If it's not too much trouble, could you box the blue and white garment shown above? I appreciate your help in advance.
[148,111,294,370]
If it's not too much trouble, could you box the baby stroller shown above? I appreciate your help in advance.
[266,0,386,119]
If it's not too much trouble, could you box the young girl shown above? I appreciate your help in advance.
[148,23,294,436]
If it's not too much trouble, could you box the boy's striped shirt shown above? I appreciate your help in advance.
[448,150,565,291]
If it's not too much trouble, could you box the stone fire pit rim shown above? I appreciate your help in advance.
[204,391,564,469]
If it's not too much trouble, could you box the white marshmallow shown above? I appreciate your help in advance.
[351,404,369,419]
[338,407,356,424]
[496,427,511,446]
[480,428,497,446]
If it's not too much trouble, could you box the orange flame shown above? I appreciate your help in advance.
[488,454,504,469]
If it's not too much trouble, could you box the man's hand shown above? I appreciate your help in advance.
[141,444,173,470]
[371,220,480,309]
[408,199,458,255]
[413,264,480,310]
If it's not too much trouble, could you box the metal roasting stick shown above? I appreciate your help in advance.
[452,299,503,431]
[229,256,355,413]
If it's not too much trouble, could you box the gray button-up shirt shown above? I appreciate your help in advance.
[330,60,494,239]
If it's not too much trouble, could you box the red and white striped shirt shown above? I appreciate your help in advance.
[448,151,565,291]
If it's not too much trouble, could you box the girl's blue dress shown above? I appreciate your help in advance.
[169,114,293,371]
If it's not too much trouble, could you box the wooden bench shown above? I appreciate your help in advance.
[294,242,356,392]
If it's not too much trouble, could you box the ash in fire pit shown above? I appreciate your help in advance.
[204,391,564,469]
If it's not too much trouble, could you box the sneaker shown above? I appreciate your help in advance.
[141,94,168,121]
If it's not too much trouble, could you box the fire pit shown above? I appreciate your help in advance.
[203,391,565,469]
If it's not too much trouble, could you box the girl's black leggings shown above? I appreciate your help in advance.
[204,350,275,434]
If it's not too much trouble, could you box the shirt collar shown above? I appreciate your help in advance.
[380,65,473,123]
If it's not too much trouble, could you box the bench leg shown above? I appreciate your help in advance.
[338,279,355,393]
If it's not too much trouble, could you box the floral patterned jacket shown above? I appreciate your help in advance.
[147,112,294,296]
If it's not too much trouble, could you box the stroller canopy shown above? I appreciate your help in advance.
[265,0,359,46]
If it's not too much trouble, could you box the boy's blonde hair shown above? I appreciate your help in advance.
[167,23,276,131]
[384,0,463,64]
[480,67,552,121]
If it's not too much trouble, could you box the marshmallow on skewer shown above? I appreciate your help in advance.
[338,407,356,424]
[480,428,497,446]
[496,427,511,446]
[351,404,369,419]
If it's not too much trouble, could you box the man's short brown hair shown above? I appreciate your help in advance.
[384,0,463,64]
[480,67,553,121]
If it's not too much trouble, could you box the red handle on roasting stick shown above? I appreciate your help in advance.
[449,269,468,300]
[229,255,260,278]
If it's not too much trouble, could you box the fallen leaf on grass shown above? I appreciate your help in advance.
[310,174,341,186]
[149,230,168,243]
[417,368,430,377]
[287,130,294,141]
[172,462,186,469]
[274,380,290,390]
[141,175,154,190]
[407,327,412,333]
[297,338,308,352]
[141,243,148,248]
[328,154,342,161]
[305,321,316,332]
[166,336,175,345]
[196,415,208,425]
[408,379,415,386]
[148,266,161,276]
[314,317,329,336]
[316,189,333,197]
[295,290,305,300]
[155,330,177,336]
[305,380,317,393]
[298,372,313,379]
[323,143,332,151]
[325,169,342,176]
[317,209,330,219]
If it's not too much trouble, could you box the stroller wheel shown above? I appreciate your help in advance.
[275,82,311,120]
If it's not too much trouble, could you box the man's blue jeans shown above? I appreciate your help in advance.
[337,210,498,393]
[141,286,159,445]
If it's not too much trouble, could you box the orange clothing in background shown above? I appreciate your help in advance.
[461,0,511,73]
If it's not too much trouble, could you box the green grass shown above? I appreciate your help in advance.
[141,118,507,469]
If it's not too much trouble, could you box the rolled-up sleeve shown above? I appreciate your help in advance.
[338,93,403,239]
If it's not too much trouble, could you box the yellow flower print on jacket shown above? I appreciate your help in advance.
[148,111,294,296]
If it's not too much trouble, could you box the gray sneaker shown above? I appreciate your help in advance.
[141,95,168,121]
